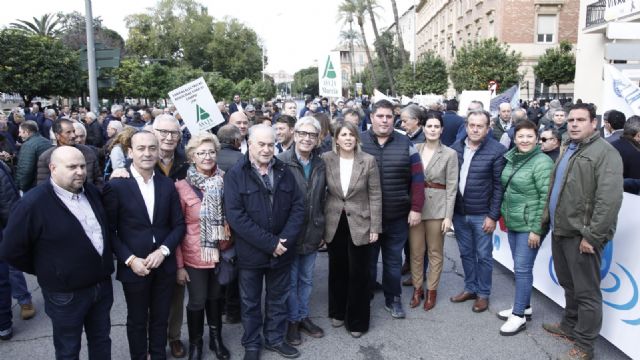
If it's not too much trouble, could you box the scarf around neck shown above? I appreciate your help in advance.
[186,165,227,263]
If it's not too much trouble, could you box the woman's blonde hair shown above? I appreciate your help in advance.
[185,132,221,161]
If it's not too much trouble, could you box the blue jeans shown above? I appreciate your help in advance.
[508,231,539,315]
[369,217,408,303]
[43,279,113,360]
[238,265,290,350]
[0,261,12,333]
[453,214,493,298]
[287,252,318,322]
[9,266,31,305]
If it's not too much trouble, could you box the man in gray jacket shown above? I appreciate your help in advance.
[541,103,623,360]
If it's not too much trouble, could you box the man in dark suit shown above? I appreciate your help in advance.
[442,99,465,146]
[229,94,247,114]
[1,146,114,359]
[103,131,185,360]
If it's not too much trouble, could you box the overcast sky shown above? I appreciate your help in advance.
[0,0,414,74]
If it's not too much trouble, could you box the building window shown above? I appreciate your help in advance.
[536,14,556,43]
[357,54,364,66]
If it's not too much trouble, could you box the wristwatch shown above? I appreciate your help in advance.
[160,245,170,257]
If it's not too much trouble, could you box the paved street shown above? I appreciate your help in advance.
[0,236,630,359]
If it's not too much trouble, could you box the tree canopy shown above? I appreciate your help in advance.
[449,38,523,93]
[396,51,448,96]
[0,30,81,104]
[292,67,319,98]
[534,40,576,97]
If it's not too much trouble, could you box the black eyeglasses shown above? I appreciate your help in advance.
[540,137,556,143]
[295,130,319,139]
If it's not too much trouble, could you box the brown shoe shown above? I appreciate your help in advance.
[472,297,489,313]
[409,287,424,308]
[423,290,437,311]
[556,347,593,360]
[20,303,36,320]
[542,322,575,342]
[401,277,413,287]
[169,339,186,358]
[449,291,477,303]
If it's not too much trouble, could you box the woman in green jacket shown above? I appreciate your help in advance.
[498,120,553,336]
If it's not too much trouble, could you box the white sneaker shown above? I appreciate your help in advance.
[497,307,532,321]
[499,314,526,336]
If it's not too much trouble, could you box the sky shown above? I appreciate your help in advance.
[0,0,414,75]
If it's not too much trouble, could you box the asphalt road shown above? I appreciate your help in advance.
[0,235,631,359]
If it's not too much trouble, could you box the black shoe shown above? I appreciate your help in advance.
[186,309,204,360]
[0,327,12,341]
[205,299,230,360]
[243,349,260,360]
[299,318,324,338]
[286,321,302,346]
[264,343,300,358]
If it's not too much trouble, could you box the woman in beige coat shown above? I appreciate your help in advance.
[323,121,382,338]
[409,111,459,311]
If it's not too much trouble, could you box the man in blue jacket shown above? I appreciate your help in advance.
[224,124,305,360]
[450,110,506,313]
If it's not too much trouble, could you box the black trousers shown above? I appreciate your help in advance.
[552,235,602,355]
[122,270,175,360]
[184,267,222,311]
[328,212,371,332]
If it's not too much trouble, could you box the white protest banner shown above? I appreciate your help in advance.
[168,77,224,135]
[603,64,640,117]
[604,0,640,21]
[457,90,491,116]
[493,193,640,359]
[318,52,342,97]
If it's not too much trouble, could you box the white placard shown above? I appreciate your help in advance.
[168,77,224,135]
[604,0,640,21]
[493,193,640,360]
[318,52,343,97]
[602,64,640,118]
[457,90,491,116]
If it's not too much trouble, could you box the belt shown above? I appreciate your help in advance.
[424,182,446,190]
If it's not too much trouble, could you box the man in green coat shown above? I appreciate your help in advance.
[15,121,52,193]
[541,103,623,360]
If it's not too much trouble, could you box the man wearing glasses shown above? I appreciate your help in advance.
[539,128,561,162]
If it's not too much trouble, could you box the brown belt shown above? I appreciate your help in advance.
[424,182,446,190]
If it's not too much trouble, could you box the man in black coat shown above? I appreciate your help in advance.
[103,131,185,360]
[611,116,640,192]
[1,146,114,359]
[442,99,465,146]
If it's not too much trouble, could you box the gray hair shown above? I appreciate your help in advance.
[499,102,512,111]
[45,108,56,118]
[107,120,123,133]
[248,124,276,142]
[85,111,97,121]
[111,104,123,114]
[294,116,321,133]
[401,104,424,125]
[72,122,87,135]
[623,115,640,137]
[217,124,242,145]
[512,108,528,122]
[153,114,181,130]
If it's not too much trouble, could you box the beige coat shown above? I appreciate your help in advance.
[323,151,382,246]
[416,142,458,220]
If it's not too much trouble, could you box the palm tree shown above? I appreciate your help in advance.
[390,0,407,65]
[338,0,378,90]
[10,13,61,37]
[339,27,361,80]
[365,0,396,95]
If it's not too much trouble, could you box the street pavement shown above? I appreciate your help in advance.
[0,235,631,359]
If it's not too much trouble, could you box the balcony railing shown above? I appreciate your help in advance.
[586,0,606,28]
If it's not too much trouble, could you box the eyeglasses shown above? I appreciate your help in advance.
[295,130,319,139]
[155,129,180,138]
[195,150,216,159]
[540,137,549,143]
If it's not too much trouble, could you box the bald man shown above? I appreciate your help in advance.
[228,111,250,154]
[0,146,114,359]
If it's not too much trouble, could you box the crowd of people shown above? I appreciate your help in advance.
[0,93,635,360]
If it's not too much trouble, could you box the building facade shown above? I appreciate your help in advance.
[415,0,579,99]
[386,5,417,64]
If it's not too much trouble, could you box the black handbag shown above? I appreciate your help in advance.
[215,247,238,285]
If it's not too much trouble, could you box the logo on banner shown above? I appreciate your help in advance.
[322,57,337,79]
[548,242,640,325]
[196,104,210,123]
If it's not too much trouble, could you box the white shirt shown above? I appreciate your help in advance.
[51,179,104,255]
[130,165,156,242]
[458,138,477,196]
[340,157,354,197]
[240,138,248,154]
